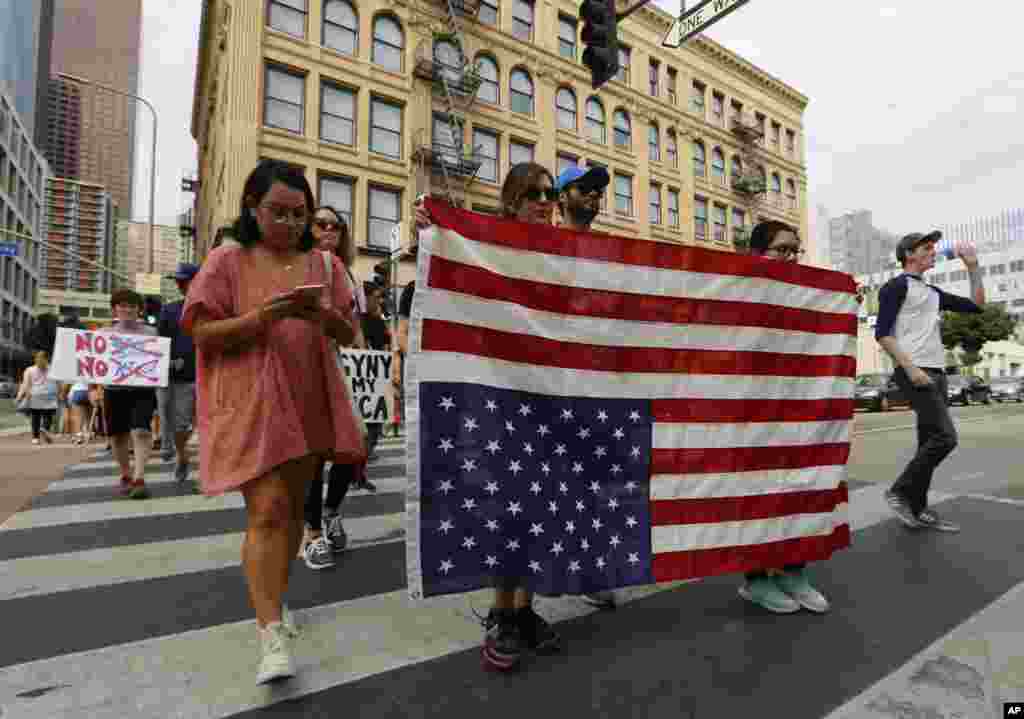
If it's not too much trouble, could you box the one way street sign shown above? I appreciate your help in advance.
[662,0,751,48]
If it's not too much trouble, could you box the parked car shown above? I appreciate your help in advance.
[990,377,1024,403]
[0,376,16,399]
[854,373,909,412]
[946,375,991,406]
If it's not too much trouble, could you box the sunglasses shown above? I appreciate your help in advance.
[520,187,558,203]
[314,220,342,232]
[766,245,805,260]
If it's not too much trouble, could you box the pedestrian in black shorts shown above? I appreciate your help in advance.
[105,289,159,499]
[875,232,985,532]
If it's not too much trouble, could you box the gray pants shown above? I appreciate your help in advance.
[890,367,958,514]
[157,382,196,456]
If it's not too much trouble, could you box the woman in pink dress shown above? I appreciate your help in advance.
[182,160,365,684]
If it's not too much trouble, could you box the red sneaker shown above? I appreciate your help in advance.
[128,480,149,500]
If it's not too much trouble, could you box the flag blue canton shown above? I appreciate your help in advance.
[419,383,654,597]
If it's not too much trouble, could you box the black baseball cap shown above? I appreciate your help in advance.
[896,231,941,263]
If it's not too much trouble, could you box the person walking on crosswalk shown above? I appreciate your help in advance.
[157,263,200,487]
[183,160,364,685]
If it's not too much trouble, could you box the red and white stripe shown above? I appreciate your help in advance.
[412,201,856,583]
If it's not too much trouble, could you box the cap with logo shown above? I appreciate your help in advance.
[555,165,610,194]
[895,231,941,263]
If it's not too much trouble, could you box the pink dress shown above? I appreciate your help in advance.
[181,244,365,495]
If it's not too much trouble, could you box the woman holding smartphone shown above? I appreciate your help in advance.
[183,161,364,684]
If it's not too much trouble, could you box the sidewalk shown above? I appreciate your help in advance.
[0,430,98,524]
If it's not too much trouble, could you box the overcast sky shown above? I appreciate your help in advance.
[134,0,1024,244]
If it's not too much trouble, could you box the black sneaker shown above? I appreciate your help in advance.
[482,609,522,671]
[917,508,960,533]
[884,489,922,529]
[517,605,561,654]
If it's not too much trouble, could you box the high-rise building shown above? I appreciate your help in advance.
[190,0,809,285]
[43,177,117,293]
[46,0,142,217]
[0,90,49,377]
[0,0,55,146]
[936,209,1024,256]
[116,220,181,296]
[828,210,899,276]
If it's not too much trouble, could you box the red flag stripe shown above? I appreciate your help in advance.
[651,443,852,475]
[650,486,848,526]
[421,320,856,378]
[424,199,857,295]
[650,525,851,582]
[427,256,857,336]
[652,398,854,423]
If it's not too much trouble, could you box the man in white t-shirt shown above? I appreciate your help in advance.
[875,231,984,532]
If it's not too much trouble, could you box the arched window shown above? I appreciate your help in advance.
[556,87,577,131]
[711,147,725,183]
[585,97,605,143]
[692,141,706,178]
[731,155,743,182]
[771,172,782,204]
[613,109,631,148]
[372,15,404,72]
[434,39,462,84]
[786,178,798,209]
[323,0,358,55]
[510,68,534,115]
[475,55,499,105]
[648,123,660,162]
[666,129,678,167]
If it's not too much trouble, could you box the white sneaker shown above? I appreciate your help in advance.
[303,536,334,570]
[256,621,295,684]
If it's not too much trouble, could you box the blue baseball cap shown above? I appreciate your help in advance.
[555,165,610,193]
[167,262,200,281]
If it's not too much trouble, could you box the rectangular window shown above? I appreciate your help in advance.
[756,112,766,136]
[558,15,577,60]
[991,264,1006,275]
[711,92,724,124]
[691,80,705,116]
[771,121,781,147]
[731,207,745,244]
[264,65,305,134]
[587,160,608,213]
[368,185,401,250]
[510,139,534,166]
[730,100,743,127]
[694,196,708,240]
[478,0,498,25]
[649,60,660,96]
[432,113,462,164]
[512,0,534,41]
[474,128,499,183]
[713,204,727,243]
[370,97,402,158]
[614,173,633,216]
[785,129,796,154]
[556,152,578,177]
[667,189,680,228]
[616,46,631,84]
[666,67,677,105]
[649,183,661,225]
[267,0,306,38]
[320,82,355,146]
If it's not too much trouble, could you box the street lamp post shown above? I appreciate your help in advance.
[57,72,159,275]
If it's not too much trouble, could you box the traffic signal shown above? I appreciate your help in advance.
[144,296,162,326]
[373,261,391,288]
[580,0,620,90]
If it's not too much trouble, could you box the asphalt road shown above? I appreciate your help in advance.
[850,400,1024,500]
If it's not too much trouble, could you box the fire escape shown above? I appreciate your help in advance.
[411,0,484,207]
[730,113,766,250]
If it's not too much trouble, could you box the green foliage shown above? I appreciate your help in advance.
[940,303,1016,355]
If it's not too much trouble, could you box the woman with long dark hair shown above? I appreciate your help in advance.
[183,160,364,684]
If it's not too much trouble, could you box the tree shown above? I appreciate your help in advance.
[940,304,1016,369]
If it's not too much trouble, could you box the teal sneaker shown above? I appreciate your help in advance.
[774,568,830,613]
[738,575,800,614]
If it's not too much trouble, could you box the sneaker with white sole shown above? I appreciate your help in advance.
[581,590,617,610]
[884,489,923,529]
[323,513,347,553]
[256,621,295,684]
[774,568,830,613]
[739,575,801,614]
[917,508,960,533]
[302,536,334,570]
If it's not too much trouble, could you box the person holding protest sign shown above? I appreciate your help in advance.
[104,289,160,499]
[183,160,363,684]
[16,351,59,446]
[299,204,367,570]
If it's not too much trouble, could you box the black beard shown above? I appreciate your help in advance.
[567,205,599,227]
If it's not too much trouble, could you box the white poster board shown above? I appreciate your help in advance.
[50,327,170,388]
[338,349,395,424]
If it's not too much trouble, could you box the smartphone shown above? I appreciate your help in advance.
[292,284,325,303]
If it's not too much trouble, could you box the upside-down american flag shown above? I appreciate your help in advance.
[405,200,856,600]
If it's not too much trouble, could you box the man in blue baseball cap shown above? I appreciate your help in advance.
[555,165,610,232]
[157,262,201,485]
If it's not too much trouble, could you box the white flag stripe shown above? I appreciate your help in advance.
[651,504,849,553]
[433,227,858,316]
[652,420,851,450]
[420,289,857,357]
[413,352,855,401]
[0,513,406,602]
[650,466,847,501]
